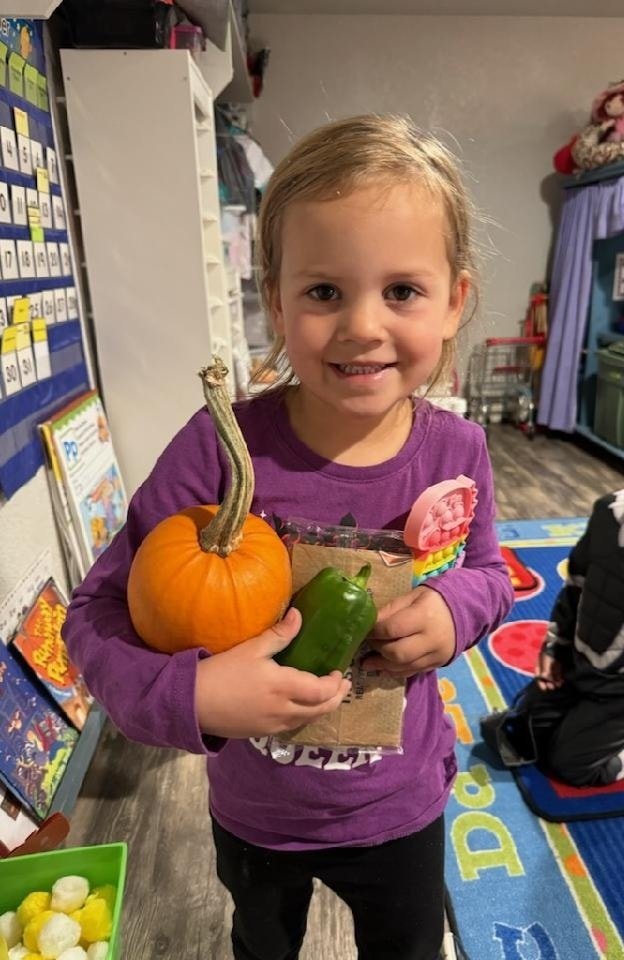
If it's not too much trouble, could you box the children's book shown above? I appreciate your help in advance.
[0,782,39,854]
[11,578,93,731]
[0,640,78,820]
[40,417,88,589]
[39,390,128,575]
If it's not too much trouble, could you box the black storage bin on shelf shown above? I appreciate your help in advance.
[59,0,181,49]
[594,346,624,448]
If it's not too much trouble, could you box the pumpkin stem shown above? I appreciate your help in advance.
[197,357,254,557]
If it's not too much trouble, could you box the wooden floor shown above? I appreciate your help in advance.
[65,425,624,959]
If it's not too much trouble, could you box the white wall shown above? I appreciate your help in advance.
[249,14,624,382]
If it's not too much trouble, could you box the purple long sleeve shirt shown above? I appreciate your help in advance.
[63,393,513,850]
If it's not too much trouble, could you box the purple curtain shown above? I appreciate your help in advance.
[537,175,624,432]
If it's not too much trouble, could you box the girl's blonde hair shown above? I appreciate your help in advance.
[252,113,479,391]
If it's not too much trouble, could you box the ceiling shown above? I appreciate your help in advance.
[248,0,624,15]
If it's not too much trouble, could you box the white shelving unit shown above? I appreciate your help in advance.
[61,49,234,497]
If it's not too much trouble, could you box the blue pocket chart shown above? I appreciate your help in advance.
[0,17,90,498]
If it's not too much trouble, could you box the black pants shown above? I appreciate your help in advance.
[513,679,624,786]
[211,815,445,960]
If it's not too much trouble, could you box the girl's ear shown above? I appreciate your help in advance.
[443,270,471,340]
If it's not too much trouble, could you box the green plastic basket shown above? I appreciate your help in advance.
[0,843,127,959]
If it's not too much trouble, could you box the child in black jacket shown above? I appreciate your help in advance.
[481,491,624,787]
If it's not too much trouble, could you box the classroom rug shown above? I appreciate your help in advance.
[443,517,624,960]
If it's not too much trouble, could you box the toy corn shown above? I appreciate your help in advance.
[8,946,29,960]
[51,879,89,916]
[37,913,81,958]
[23,914,54,953]
[71,899,111,945]
[0,914,21,950]
[16,897,50,930]
[85,944,108,960]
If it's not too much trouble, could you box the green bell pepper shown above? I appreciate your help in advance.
[275,563,377,676]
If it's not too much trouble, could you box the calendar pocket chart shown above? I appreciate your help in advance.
[0,18,90,499]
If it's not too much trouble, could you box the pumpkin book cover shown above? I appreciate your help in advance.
[11,579,93,731]
[0,639,78,820]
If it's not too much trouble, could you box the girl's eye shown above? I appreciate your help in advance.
[307,284,339,302]
[385,284,420,302]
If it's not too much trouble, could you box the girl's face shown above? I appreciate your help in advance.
[272,182,469,425]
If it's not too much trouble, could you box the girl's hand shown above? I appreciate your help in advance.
[361,587,456,678]
[195,607,351,739]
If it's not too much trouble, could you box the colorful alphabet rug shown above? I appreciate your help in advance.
[443,517,624,960]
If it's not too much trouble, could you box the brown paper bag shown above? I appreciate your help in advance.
[281,542,413,749]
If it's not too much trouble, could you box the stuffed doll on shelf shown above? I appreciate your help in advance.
[591,80,624,143]
[553,79,624,175]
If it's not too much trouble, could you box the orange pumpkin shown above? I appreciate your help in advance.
[127,358,292,654]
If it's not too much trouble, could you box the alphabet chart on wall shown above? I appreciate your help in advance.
[0,18,90,499]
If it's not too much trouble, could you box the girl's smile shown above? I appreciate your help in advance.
[329,360,397,382]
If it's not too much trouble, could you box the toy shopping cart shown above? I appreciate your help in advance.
[467,336,546,438]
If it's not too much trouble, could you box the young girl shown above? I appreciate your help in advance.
[64,114,514,960]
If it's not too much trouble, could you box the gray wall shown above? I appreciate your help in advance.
[249,13,624,383]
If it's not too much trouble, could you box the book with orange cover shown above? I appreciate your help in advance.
[11,579,93,731]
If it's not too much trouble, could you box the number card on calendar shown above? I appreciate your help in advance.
[59,242,71,276]
[17,240,35,278]
[46,241,60,277]
[1,325,21,396]
[17,133,31,175]
[10,183,26,224]
[54,288,67,323]
[15,319,36,387]
[0,238,17,278]
[33,241,48,277]
[28,291,42,319]
[1,125,18,170]
[0,17,90,500]
[32,317,50,379]
[39,190,52,228]
[41,289,55,323]
[66,286,78,320]
[0,181,11,223]
[31,139,43,170]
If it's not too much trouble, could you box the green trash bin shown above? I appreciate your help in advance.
[595,346,624,448]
